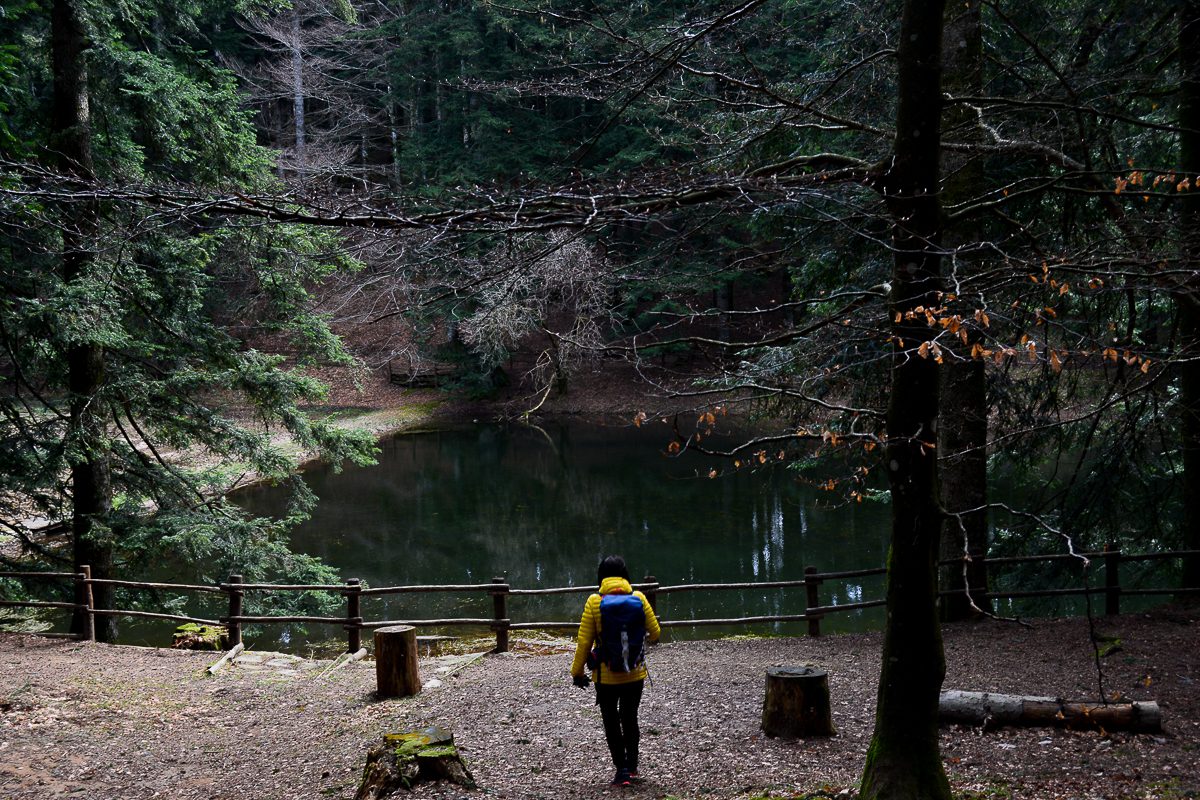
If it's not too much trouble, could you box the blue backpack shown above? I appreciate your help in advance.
[593,593,647,673]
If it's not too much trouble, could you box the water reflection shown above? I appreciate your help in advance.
[234,421,892,644]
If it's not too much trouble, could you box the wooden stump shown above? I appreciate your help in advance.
[375,625,421,698]
[761,665,836,738]
[356,725,475,799]
[172,623,229,650]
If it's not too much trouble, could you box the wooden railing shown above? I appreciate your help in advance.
[2,547,1197,653]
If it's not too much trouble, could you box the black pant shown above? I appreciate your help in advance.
[595,679,644,771]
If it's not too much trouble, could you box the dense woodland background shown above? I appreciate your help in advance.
[2,0,1199,797]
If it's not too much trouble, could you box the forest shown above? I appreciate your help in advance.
[1,0,1199,798]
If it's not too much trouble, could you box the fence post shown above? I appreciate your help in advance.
[226,574,243,648]
[642,574,659,612]
[345,578,362,654]
[805,566,822,637]
[77,565,95,642]
[1104,544,1121,617]
[491,577,509,653]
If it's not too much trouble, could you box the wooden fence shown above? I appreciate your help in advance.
[2,547,1198,653]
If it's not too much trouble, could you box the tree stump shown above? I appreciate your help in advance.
[761,665,836,737]
[172,623,229,650]
[356,725,475,799]
[375,625,421,698]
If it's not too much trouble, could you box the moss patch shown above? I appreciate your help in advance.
[172,623,228,651]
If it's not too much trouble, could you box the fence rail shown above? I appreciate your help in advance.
[2,547,1198,653]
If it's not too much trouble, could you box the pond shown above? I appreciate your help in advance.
[96,420,1178,651]
[230,420,894,649]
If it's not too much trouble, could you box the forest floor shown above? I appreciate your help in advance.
[1,610,1197,800]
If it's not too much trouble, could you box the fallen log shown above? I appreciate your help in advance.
[939,690,1162,733]
[206,642,245,676]
[317,647,368,680]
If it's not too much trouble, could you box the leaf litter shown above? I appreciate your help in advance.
[0,609,1195,799]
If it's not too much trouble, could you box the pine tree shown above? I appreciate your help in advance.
[0,0,376,639]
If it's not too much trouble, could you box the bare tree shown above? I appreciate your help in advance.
[231,0,380,183]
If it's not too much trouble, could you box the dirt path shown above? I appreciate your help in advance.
[1,611,1197,800]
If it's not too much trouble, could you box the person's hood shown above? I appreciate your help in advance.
[599,576,633,595]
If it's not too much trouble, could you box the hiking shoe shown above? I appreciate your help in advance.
[628,769,642,782]
[611,769,632,787]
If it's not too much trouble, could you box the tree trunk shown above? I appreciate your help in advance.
[435,56,445,130]
[386,83,401,187]
[291,7,306,171]
[938,355,989,619]
[716,280,733,342]
[859,0,952,797]
[51,0,116,643]
[460,56,470,148]
[937,0,990,621]
[1179,1,1200,598]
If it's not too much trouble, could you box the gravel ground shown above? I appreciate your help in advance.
[1,610,1197,800]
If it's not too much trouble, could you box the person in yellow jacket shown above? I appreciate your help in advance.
[570,555,661,786]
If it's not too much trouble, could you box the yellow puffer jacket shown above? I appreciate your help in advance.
[570,576,661,685]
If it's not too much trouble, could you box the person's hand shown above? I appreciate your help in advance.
[572,674,590,689]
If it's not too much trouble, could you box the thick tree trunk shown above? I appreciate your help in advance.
[51,0,116,642]
[1180,1,1200,598]
[937,0,990,621]
[859,0,952,797]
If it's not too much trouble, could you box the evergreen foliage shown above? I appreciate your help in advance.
[0,0,375,609]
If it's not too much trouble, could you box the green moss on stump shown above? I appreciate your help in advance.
[356,726,475,799]
[414,745,458,759]
[172,623,229,651]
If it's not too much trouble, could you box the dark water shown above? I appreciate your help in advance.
[100,419,1171,652]
[96,421,1176,650]
[232,421,892,646]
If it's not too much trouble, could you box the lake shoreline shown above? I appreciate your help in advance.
[0,362,746,560]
